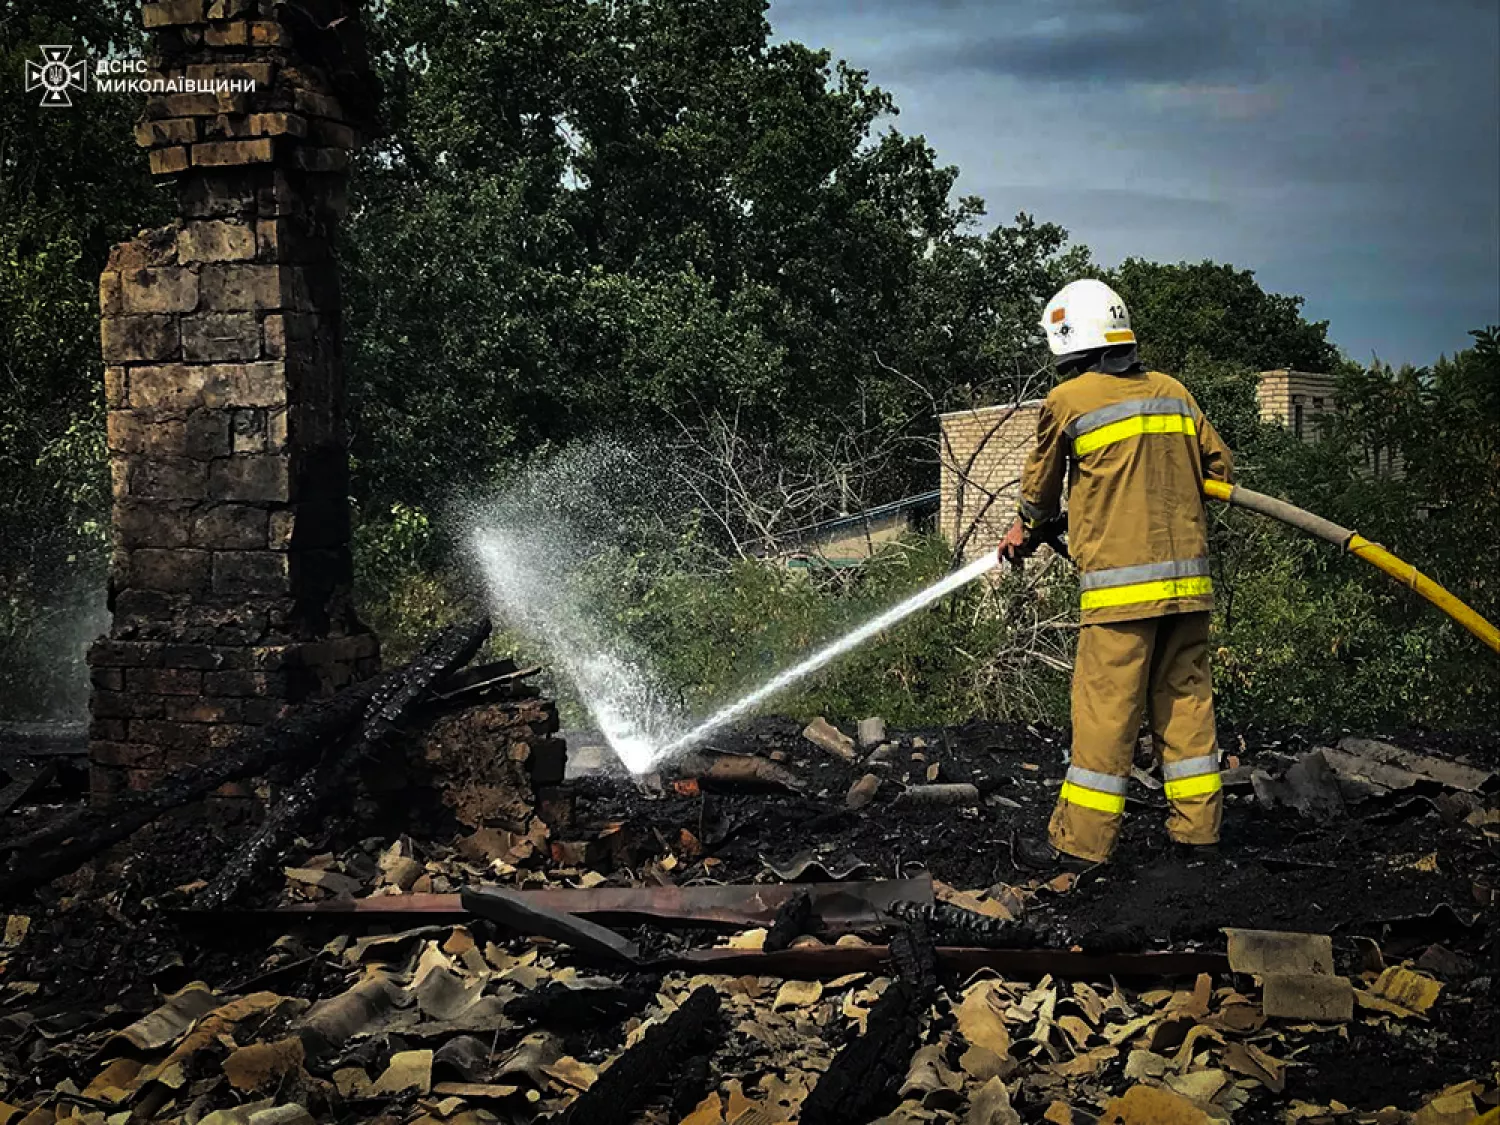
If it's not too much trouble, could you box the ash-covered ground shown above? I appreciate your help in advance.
[1,715,1495,1123]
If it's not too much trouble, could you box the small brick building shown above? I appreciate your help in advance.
[939,400,1043,563]
[88,0,379,799]
[1255,369,1338,443]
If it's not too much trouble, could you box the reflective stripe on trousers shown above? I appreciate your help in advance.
[1059,765,1128,815]
[1060,757,1222,808]
[1050,613,1222,861]
[1079,558,1213,612]
[1067,397,1197,456]
[1162,753,1222,800]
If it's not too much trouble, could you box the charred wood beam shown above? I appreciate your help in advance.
[798,923,936,1125]
[504,975,656,1032]
[0,722,87,760]
[670,750,805,792]
[550,985,720,1125]
[763,889,813,953]
[0,761,58,818]
[0,678,386,901]
[429,660,541,705]
[887,899,1045,949]
[0,619,490,904]
[195,619,491,910]
[889,919,939,1006]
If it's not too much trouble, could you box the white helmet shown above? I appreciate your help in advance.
[1040,279,1135,356]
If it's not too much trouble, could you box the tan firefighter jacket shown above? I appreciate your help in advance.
[1019,368,1234,625]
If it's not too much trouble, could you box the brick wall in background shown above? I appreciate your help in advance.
[939,402,1042,562]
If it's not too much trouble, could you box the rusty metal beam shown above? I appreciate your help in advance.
[259,878,1222,980]
[265,877,935,932]
[667,945,1228,980]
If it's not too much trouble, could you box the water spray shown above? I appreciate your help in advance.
[466,442,1004,776]
[649,551,999,765]
[470,526,682,774]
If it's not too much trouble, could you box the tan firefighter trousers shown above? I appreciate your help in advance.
[1048,611,1223,862]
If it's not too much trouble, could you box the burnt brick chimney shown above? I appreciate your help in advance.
[88,0,380,800]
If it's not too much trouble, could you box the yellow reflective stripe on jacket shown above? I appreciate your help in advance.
[1059,766,1128,815]
[1164,771,1222,800]
[1066,396,1199,457]
[1080,576,1213,611]
[1074,412,1196,455]
[1079,558,1210,592]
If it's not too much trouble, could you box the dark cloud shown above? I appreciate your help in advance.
[883,5,1250,85]
[768,0,1500,363]
[870,0,1491,87]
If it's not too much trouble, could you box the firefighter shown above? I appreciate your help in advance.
[1000,278,1234,870]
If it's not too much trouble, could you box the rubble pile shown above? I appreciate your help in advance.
[1,694,1496,1123]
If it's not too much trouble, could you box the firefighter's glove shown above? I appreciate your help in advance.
[1034,515,1069,560]
[998,515,1068,567]
[998,518,1035,566]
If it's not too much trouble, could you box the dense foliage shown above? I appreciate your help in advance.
[1,0,1495,733]
[1,0,165,712]
[342,0,1085,539]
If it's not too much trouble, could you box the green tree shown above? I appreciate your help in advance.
[1111,258,1340,376]
[1,1,163,715]
[1212,329,1500,729]
[1105,259,1344,454]
[344,0,1085,540]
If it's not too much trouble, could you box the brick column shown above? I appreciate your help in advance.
[88,0,378,800]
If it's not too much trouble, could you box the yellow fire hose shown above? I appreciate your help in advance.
[1202,479,1499,654]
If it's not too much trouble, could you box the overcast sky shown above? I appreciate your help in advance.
[767,0,1500,366]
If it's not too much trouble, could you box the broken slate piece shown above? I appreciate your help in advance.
[966,1076,1023,1125]
[433,1034,492,1082]
[1098,1083,1213,1125]
[900,1043,964,1110]
[857,717,887,750]
[898,782,980,807]
[761,851,874,882]
[1224,928,1335,976]
[1370,965,1443,1014]
[1328,737,1493,793]
[246,1107,315,1125]
[1251,750,1345,820]
[284,867,363,896]
[1218,765,1255,788]
[1123,1049,1169,1080]
[802,717,857,761]
[1261,972,1353,1022]
[846,773,881,810]
[222,1037,306,1092]
[371,1049,433,1095]
[1416,944,1475,979]
[108,983,220,1053]
[867,742,899,767]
